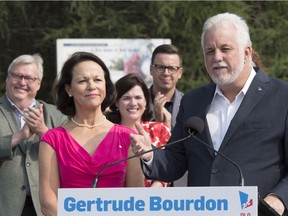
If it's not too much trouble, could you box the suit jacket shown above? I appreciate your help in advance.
[0,95,67,216]
[149,86,183,129]
[144,68,288,209]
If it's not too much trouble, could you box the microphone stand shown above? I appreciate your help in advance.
[91,132,193,188]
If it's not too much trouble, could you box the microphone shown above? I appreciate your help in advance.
[185,116,245,187]
[91,125,194,188]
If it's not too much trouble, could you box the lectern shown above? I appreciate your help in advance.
[58,186,260,215]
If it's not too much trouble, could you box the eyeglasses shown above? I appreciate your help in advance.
[9,72,40,84]
[152,64,181,74]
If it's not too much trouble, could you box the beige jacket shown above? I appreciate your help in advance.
[0,95,67,216]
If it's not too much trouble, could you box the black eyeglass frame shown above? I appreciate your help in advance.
[152,64,182,74]
[9,72,40,84]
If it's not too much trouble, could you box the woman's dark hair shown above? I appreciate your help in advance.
[53,51,116,116]
[106,73,152,123]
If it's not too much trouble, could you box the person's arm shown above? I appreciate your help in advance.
[39,141,59,216]
[1,111,43,159]
[125,146,145,187]
[161,108,172,130]
[10,123,32,148]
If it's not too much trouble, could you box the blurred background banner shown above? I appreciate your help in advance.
[57,38,171,86]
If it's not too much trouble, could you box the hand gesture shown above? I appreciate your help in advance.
[130,122,153,161]
[23,103,48,137]
[154,92,172,129]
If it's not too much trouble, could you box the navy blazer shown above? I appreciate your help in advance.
[145,68,288,209]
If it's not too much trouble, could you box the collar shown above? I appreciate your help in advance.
[5,93,36,114]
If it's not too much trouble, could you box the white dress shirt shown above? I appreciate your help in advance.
[206,68,256,151]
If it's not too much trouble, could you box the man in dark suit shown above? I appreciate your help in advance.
[0,54,67,216]
[131,13,288,215]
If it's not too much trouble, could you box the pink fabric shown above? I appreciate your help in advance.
[40,124,135,188]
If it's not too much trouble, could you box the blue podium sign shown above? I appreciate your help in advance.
[58,186,257,216]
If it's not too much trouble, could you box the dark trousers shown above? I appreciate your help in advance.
[21,196,37,216]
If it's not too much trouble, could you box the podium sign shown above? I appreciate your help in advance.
[58,186,257,216]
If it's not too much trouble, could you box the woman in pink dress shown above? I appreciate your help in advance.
[38,52,144,216]
[106,73,171,187]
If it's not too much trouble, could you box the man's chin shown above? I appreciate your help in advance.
[13,94,29,101]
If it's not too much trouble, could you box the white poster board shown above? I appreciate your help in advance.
[58,186,258,216]
[56,38,171,86]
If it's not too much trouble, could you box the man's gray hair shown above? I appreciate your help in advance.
[201,12,252,50]
[7,54,44,80]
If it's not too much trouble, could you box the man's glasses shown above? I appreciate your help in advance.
[152,64,181,74]
[9,72,40,84]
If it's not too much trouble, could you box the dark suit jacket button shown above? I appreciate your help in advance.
[211,168,218,174]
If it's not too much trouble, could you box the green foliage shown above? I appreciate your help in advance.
[0,1,288,101]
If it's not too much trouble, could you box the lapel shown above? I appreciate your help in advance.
[171,89,183,127]
[220,68,269,150]
[195,83,217,157]
[0,95,20,133]
[0,95,27,153]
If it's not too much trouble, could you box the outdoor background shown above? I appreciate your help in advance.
[0,1,287,103]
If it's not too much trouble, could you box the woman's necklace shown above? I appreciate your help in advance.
[71,115,107,129]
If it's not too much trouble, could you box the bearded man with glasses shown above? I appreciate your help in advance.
[0,54,67,216]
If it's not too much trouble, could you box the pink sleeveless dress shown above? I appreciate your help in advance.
[40,124,135,188]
